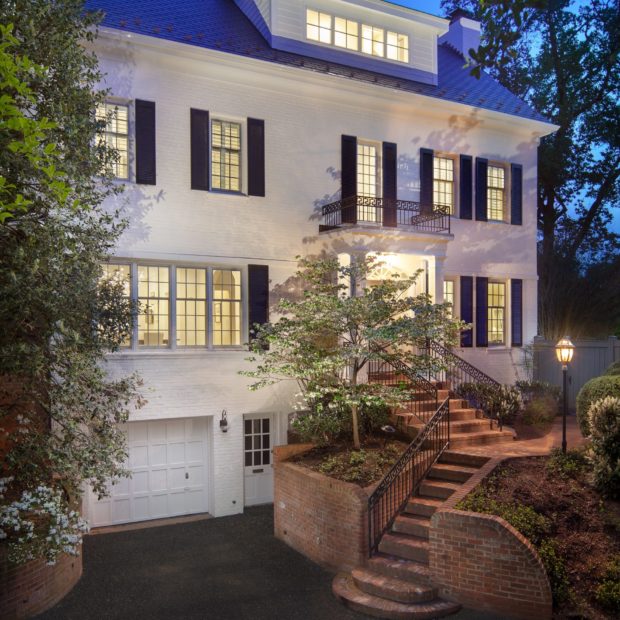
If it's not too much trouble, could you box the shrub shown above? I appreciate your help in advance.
[576,375,620,436]
[546,447,589,479]
[595,556,620,613]
[516,379,561,404]
[456,382,522,426]
[588,396,620,498]
[522,394,558,428]
[538,539,570,605]
[604,360,620,376]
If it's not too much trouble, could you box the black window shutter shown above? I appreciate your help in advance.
[341,135,357,223]
[190,108,209,191]
[511,279,523,347]
[248,265,269,343]
[460,275,473,348]
[420,147,434,214]
[382,142,397,227]
[511,163,523,225]
[476,277,489,347]
[475,157,488,221]
[135,99,156,185]
[248,118,265,197]
[459,154,473,220]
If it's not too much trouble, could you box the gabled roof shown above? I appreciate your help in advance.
[86,0,548,123]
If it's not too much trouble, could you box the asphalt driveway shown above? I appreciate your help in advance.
[39,505,501,620]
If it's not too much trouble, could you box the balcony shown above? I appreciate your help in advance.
[319,196,451,235]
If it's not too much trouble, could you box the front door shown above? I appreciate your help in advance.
[243,414,274,506]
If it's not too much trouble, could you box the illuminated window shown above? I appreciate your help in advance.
[306,9,332,44]
[362,25,384,57]
[212,269,242,346]
[386,31,409,62]
[443,280,454,318]
[211,120,241,192]
[488,282,505,345]
[137,265,169,347]
[357,142,381,223]
[176,268,207,347]
[96,102,129,179]
[334,17,358,50]
[101,263,132,347]
[433,156,455,214]
[487,165,506,221]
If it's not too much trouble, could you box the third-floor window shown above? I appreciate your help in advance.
[211,119,241,192]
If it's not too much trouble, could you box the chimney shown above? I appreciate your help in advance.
[438,9,481,62]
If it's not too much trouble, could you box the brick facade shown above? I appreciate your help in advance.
[0,551,82,619]
[274,446,368,571]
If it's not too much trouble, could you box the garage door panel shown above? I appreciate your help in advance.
[111,498,131,523]
[148,421,166,443]
[131,470,149,494]
[169,465,187,490]
[111,477,130,497]
[186,490,205,513]
[150,468,167,491]
[168,442,185,464]
[186,441,203,462]
[187,464,204,487]
[166,419,185,441]
[133,496,150,521]
[131,445,149,468]
[149,494,169,518]
[149,443,167,466]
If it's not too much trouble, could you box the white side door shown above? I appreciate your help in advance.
[243,414,274,506]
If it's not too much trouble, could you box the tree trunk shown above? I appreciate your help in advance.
[351,403,361,450]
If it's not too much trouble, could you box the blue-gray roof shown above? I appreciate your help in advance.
[86,0,547,123]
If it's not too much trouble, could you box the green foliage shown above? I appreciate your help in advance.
[595,556,620,613]
[604,361,620,376]
[522,395,558,428]
[317,444,401,484]
[516,379,561,404]
[0,1,143,564]
[456,382,522,425]
[537,538,570,605]
[545,447,589,480]
[588,396,620,498]
[576,375,620,436]
[244,254,464,447]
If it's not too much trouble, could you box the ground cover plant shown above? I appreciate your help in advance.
[457,450,620,618]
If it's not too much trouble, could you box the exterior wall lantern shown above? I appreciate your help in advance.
[220,409,229,433]
[555,337,575,453]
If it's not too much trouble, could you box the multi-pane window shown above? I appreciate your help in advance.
[101,263,132,347]
[433,156,455,214]
[244,418,270,467]
[96,102,129,179]
[137,265,169,347]
[386,31,409,62]
[443,280,455,318]
[488,282,506,345]
[487,165,506,221]
[212,269,242,346]
[306,9,332,43]
[176,268,207,347]
[334,17,358,50]
[357,143,380,223]
[211,120,241,192]
[362,25,384,57]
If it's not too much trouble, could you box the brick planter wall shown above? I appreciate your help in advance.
[428,455,553,620]
[0,550,82,619]
[274,445,369,571]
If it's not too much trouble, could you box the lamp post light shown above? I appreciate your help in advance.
[555,337,575,454]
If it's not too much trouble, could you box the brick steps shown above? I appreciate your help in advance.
[333,573,461,620]
[351,568,437,604]
[418,480,460,500]
[404,496,443,518]
[392,514,430,539]
[427,462,478,483]
[448,429,514,449]
[379,533,429,563]
[368,554,432,585]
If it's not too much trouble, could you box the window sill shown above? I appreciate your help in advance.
[209,189,245,196]
[106,347,248,359]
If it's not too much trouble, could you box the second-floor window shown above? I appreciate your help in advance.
[487,165,506,221]
[212,119,241,192]
[488,281,506,345]
[443,279,455,318]
[433,156,455,214]
[96,102,129,180]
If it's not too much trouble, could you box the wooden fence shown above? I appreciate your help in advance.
[533,336,620,411]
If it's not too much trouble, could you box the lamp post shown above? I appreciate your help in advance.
[555,337,575,453]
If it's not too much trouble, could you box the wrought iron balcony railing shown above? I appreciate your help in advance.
[319,195,451,235]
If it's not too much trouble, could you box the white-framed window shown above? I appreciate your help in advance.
[488,281,506,345]
[487,165,506,221]
[357,141,381,223]
[138,265,170,348]
[212,269,242,346]
[100,263,132,347]
[96,102,129,180]
[443,279,455,318]
[176,267,207,347]
[306,9,332,44]
[362,24,385,57]
[211,119,241,192]
[386,31,409,63]
[434,156,455,215]
[334,17,358,50]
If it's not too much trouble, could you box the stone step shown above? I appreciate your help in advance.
[368,554,431,585]
[447,408,477,421]
[439,451,490,468]
[449,418,493,433]
[418,480,461,499]
[428,462,479,483]
[379,533,429,563]
[392,514,430,539]
[449,398,468,412]
[449,429,515,449]
[351,568,437,604]
[404,496,443,518]
[333,573,461,620]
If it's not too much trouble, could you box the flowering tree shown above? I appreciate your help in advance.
[244,255,463,449]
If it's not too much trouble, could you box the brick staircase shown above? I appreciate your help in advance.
[333,452,489,619]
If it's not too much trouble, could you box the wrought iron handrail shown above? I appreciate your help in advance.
[367,397,450,556]
[427,339,502,429]
[320,195,451,234]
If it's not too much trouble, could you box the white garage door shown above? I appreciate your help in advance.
[88,417,210,527]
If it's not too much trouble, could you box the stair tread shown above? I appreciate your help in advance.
[409,496,444,507]
[352,568,437,603]
[420,480,461,490]
[450,429,512,438]
[370,554,431,580]
[430,463,479,474]
[382,532,428,549]
[395,514,431,526]
[333,573,461,620]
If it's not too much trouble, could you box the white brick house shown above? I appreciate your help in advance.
[83,0,556,527]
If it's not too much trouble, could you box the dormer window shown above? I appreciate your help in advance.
[305,9,409,64]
